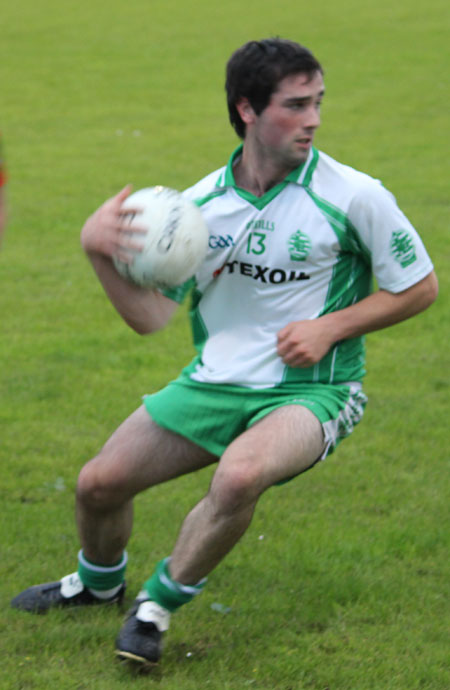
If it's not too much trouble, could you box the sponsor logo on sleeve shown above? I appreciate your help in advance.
[390,230,417,268]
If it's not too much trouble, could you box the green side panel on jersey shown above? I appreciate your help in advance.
[315,337,366,383]
[317,252,370,382]
[303,185,373,316]
[162,277,195,304]
[283,189,373,385]
[320,252,373,315]
[282,253,370,385]
[179,288,208,379]
[305,188,371,263]
[189,288,208,355]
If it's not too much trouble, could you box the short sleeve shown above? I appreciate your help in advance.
[348,182,433,293]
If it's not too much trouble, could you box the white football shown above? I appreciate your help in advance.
[113,186,209,288]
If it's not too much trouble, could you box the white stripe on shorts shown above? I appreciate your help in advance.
[320,382,368,459]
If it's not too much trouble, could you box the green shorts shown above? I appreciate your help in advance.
[143,374,367,461]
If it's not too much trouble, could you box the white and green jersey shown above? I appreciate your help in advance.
[165,145,433,389]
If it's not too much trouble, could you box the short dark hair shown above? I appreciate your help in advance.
[225,38,323,139]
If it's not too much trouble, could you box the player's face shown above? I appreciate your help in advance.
[251,71,325,168]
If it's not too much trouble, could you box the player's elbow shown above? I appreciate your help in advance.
[125,317,166,336]
[421,270,439,309]
[409,270,439,315]
[124,310,172,335]
[128,322,153,336]
[123,291,177,334]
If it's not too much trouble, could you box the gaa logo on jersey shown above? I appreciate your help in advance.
[390,230,417,268]
[288,230,312,262]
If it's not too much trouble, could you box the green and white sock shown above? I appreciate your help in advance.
[143,557,207,612]
[77,549,127,597]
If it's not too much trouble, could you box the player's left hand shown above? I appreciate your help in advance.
[277,318,335,368]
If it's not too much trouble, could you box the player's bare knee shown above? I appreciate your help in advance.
[209,463,263,516]
[76,458,121,512]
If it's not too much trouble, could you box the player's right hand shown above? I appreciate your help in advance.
[80,185,147,263]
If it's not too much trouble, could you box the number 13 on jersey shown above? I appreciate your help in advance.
[246,232,266,255]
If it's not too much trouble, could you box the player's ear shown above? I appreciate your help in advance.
[235,98,257,127]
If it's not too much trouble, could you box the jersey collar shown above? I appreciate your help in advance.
[215,144,319,208]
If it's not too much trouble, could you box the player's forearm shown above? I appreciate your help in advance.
[86,251,177,334]
[322,270,438,343]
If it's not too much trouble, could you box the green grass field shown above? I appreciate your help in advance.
[1,0,449,688]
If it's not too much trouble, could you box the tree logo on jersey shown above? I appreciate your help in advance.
[288,230,312,261]
[390,230,417,268]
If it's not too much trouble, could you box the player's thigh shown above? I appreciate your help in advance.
[84,405,217,499]
[213,404,325,497]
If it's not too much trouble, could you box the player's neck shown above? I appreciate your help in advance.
[233,143,293,197]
